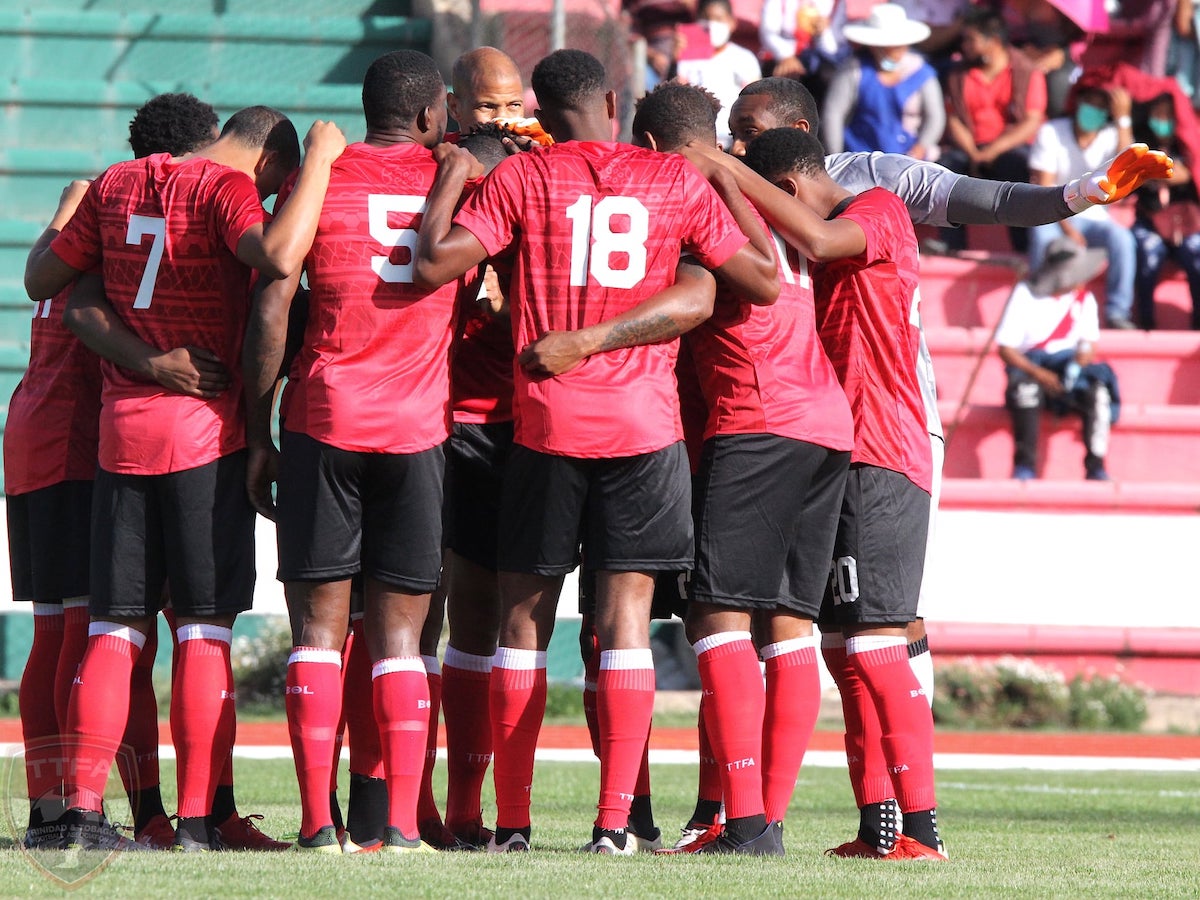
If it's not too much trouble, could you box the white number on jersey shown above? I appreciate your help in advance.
[565,195,650,288]
[126,214,166,309]
[368,194,427,284]
[829,556,859,606]
[770,227,810,288]
[33,298,53,319]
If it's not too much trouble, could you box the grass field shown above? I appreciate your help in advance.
[1,758,1197,898]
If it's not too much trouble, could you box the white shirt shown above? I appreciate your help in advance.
[1029,118,1119,222]
[677,41,763,146]
[995,281,1101,355]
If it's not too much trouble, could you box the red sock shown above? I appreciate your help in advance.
[848,637,937,814]
[171,625,235,819]
[372,657,429,840]
[580,617,602,758]
[54,600,89,730]
[67,623,145,811]
[595,649,655,831]
[120,626,160,799]
[286,646,343,836]
[21,606,63,807]
[823,638,890,807]
[441,646,492,831]
[696,698,722,808]
[490,647,546,830]
[693,633,764,821]
[634,741,651,798]
[761,637,821,823]
[417,656,442,826]
[330,629,352,794]
[342,618,383,779]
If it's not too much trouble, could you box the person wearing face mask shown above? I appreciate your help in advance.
[1131,93,1200,330]
[675,0,763,148]
[819,4,944,161]
[938,6,1048,254]
[1027,84,1137,329]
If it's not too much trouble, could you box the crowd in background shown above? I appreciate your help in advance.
[622,0,1200,331]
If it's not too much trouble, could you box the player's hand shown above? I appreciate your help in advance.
[147,346,231,398]
[303,120,347,166]
[518,331,589,376]
[245,443,279,520]
[480,264,508,317]
[55,180,91,221]
[433,142,485,179]
[1065,143,1174,211]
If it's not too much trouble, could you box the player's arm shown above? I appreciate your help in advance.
[414,144,489,288]
[518,257,716,377]
[235,121,346,280]
[63,274,231,398]
[24,180,91,300]
[704,167,780,305]
[242,268,303,519]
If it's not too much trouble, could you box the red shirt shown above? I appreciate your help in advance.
[282,142,459,453]
[686,212,853,451]
[453,290,515,424]
[961,65,1048,146]
[813,188,932,492]
[454,142,747,458]
[2,289,101,494]
[50,154,264,476]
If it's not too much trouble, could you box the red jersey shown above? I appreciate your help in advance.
[685,211,853,451]
[49,154,264,476]
[812,188,932,492]
[3,289,101,494]
[454,142,747,458]
[452,290,515,424]
[281,142,458,453]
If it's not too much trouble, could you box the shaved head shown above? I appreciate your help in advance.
[449,46,525,127]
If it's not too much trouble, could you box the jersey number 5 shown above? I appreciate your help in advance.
[565,195,649,288]
[369,194,427,284]
[126,214,166,309]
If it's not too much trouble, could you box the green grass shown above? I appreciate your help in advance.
[1,759,1197,898]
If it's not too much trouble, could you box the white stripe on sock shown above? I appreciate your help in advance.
[692,631,752,657]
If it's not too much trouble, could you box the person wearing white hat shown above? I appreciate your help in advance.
[996,236,1119,481]
[821,3,945,159]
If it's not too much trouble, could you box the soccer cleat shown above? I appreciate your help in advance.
[339,831,383,854]
[825,833,947,861]
[699,821,784,856]
[486,830,531,853]
[134,813,176,850]
[825,836,889,858]
[215,814,292,851]
[380,826,437,854]
[655,821,722,854]
[891,834,949,861]
[295,825,342,854]
[448,821,494,850]
[23,821,66,851]
[582,828,636,856]
[419,817,477,851]
[63,809,147,852]
[627,823,663,853]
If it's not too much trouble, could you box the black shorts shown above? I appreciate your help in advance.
[498,442,693,576]
[276,430,444,593]
[443,420,513,572]
[819,464,930,628]
[577,568,690,620]
[90,453,255,618]
[691,434,849,617]
[6,480,93,602]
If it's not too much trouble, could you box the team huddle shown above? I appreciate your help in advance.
[12,43,1169,859]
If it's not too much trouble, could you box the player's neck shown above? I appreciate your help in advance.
[798,176,853,219]
[549,110,613,143]
[364,128,432,149]
[186,137,259,182]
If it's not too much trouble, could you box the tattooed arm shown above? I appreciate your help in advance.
[517,257,716,377]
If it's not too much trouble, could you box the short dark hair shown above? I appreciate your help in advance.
[738,77,820,133]
[128,92,218,159]
[221,105,300,169]
[699,0,734,16]
[531,49,607,113]
[961,6,1008,43]
[742,127,826,183]
[632,82,720,152]
[363,49,446,131]
[459,124,510,174]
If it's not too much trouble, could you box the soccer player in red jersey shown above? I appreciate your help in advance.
[243,50,455,855]
[739,127,946,861]
[25,105,345,852]
[8,91,220,851]
[415,48,778,853]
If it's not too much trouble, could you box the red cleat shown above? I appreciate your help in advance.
[654,821,722,855]
[214,814,292,851]
[134,813,176,850]
[826,834,947,861]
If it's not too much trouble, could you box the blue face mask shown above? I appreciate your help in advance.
[878,56,900,72]
[1148,117,1176,139]
[1075,102,1109,133]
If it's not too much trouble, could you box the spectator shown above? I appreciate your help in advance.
[1080,0,1175,79]
[758,0,847,103]
[939,7,1047,252]
[990,0,1085,119]
[820,4,944,159]
[1168,0,1200,105]
[676,0,766,147]
[896,0,973,77]
[996,237,1119,482]
[1027,85,1137,329]
[1131,92,1200,330]
[624,0,696,89]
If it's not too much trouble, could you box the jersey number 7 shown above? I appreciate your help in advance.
[126,214,166,309]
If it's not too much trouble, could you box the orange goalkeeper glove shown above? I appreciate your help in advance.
[1064,143,1174,213]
